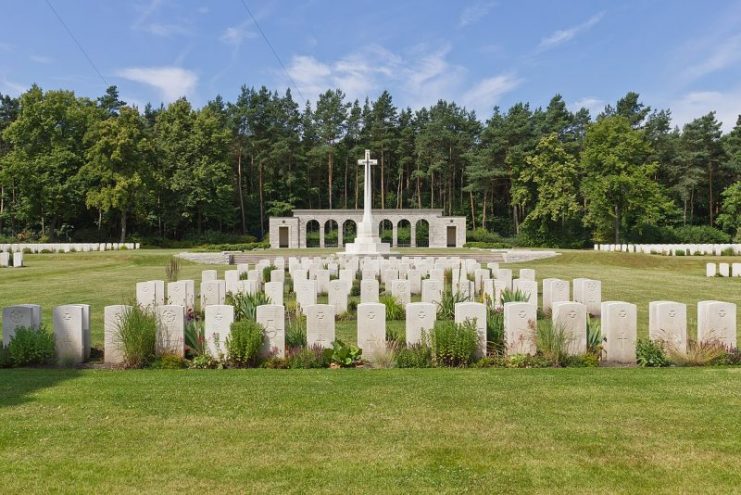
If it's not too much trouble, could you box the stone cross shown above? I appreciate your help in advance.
[358,149,377,236]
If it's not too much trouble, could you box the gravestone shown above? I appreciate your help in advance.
[315,269,330,295]
[542,278,569,314]
[360,279,380,304]
[202,270,217,282]
[733,263,741,277]
[512,279,538,308]
[407,269,422,295]
[406,302,436,346]
[697,301,737,348]
[201,280,226,307]
[136,281,157,308]
[53,305,88,364]
[648,301,687,354]
[496,268,513,290]
[382,268,398,286]
[362,269,377,281]
[294,280,317,311]
[454,302,487,358]
[204,305,234,357]
[0,252,8,267]
[237,263,250,276]
[706,263,716,277]
[270,269,285,284]
[391,279,411,306]
[573,278,602,316]
[264,281,284,306]
[167,280,194,310]
[225,270,240,294]
[305,304,335,349]
[2,304,41,347]
[421,279,443,306]
[718,263,730,277]
[13,252,23,267]
[503,302,537,356]
[601,301,637,365]
[328,279,349,314]
[257,304,285,358]
[551,301,587,355]
[104,305,131,365]
[357,302,386,359]
[519,268,535,281]
[156,305,185,357]
[237,280,259,295]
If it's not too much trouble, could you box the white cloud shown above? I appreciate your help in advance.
[462,73,521,111]
[116,66,197,102]
[570,97,605,115]
[140,22,191,36]
[669,89,741,132]
[682,34,741,81]
[458,1,496,28]
[0,76,27,95]
[220,21,257,47]
[537,13,604,51]
[30,55,52,64]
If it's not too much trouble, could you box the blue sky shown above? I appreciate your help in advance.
[2,0,741,130]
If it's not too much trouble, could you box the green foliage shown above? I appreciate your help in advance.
[285,311,307,348]
[117,306,158,368]
[396,342,433,368]
[636,339,669,367]
[536,320,571,367]
[380,293,404,321]
[184,318,206,357]
[329,340,362,367]
[717,181,741,238]
[500,288,530,305]
[385,324,404,345]
[667,339,728,367]
[227,291,271,321]
[286,345,330,369]
[188,354,222,369]
[165,256,181,282]
[486,305,505,355]
[262,264,276,283]
[150,353,186,369]
[587,317,603,354]
[6,326,55,367]
[436,290,469,320]
[669,225,731,244]
[430,320,480,367]
[226,320,264,367]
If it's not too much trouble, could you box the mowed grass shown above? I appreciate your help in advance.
[1,368,740,494]
[0,248,738,345]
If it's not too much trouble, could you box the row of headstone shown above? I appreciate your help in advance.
[0,242,139,253]
[705,262,741,277]
[0,252,23,267]
[597,243,741,256]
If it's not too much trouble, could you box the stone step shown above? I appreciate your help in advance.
[230,251,506,265]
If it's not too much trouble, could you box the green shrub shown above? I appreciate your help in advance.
[188,354,222,369]
[536,320,571,367]
[329,340,362,367]
[587,316,602,354]
[6,326,55,367]
[150,353,186,369]
[350,279,360,297]
[436,290,469,320]
[431,320,480,367]
[226,320,264,367]
[380,293,404,320]
[0,345,11,368]
[227,291,271,321]
[486,305,505,355]
[396,342,433,368]
[671,225,730,244]
[636,339,669,367]
[720,247,736,256]
[287,345,330,368]
[505,354,552,368]
[563,354,600,367]
[500,288,530,305]
[285,311,307,348]
[262,264,277,282]
[667,339,728,366]
[117,306,158,368]
[184,318,206,357]
[386,324,404,344]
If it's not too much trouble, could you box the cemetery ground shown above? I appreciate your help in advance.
[1,248,740,493]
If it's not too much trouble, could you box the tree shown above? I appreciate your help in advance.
[314,89,349,209]
[717,181,741,240]
[81,106,150,242]
[581,116,673,243]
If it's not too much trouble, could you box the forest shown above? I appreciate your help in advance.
[0,85,739,247]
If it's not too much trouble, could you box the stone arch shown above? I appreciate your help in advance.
[306,220,320,248]
[324,219,339,248]
[397,219,411,247]
[379,219,393,244]
[415,219,430,247]
[342,219,357,244]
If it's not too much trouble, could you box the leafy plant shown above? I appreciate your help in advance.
[486,304,505,355]
[226,320,264,367]
[188,354,222,369]
[500,288,530,305]
[386,324,404,344]
[396,341,433,368]
[185,318,206,357]
[286,345,330,369]
[165,256,181,282]
[329,340,362,367]
[430,320,480,367]
[436,290,469,320]
[586,316,603,354]
[6,326,55,367]
[227,291,271,321]
[536,320,571,367]
[117,306,158,368]
[380,293,404,321]
[150,353,186,369]
[262,264,277,283]
[285,309,307,348]
[636,339,669,367]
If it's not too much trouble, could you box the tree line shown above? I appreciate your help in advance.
[0,84,739,246]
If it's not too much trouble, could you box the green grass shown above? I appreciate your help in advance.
[0,368,740,494]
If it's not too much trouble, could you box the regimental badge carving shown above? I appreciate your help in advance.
[215,312,224,322]
[668,309,676,318]
[368,311,376,320]
[316,311,325,320]
[718,309,727,318]
[63,311,72,321]
[619,309,627,318]
[567,310,577,319]
[162,309,176,324]
[418,310,427,320]
[10,310,23,324]
[518,310,527,319]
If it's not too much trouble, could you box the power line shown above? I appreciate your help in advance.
[44,0,109,86]
[238,0,305,102]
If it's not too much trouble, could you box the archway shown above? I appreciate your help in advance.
[379,219,393,244]
[324,219,339,248]
[342,219,356,244]
[397,219,411,247]
[415,219,429,247]
[306,220,320,248]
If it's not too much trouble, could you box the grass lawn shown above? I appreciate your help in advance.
[1,249,741,493]
[1,368,740,494]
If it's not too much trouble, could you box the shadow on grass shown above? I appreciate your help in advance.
[0,369,81,409]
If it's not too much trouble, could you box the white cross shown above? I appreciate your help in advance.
[357,149,377,169]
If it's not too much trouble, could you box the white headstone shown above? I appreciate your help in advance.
[294,280,317,311]
[503,302,537,356]
[257,304,285,358]
[421,279,443,306]
[225,270,240,295]
[53,305,88,364]
[706,263,716,277]
[542,278,569,314]
[200,280,226,307]
[573,278,602,316]
[512,279,538,308]
[357,302,386,359]
[454,302,487,358]
[204,305,234,358]
[648,301,687,354]
[202,270,217,282]
[12,252,23,267]
[601,301,637,365]
[0,252,9,267]
[136,281,157,308]
[519,268,535,281]
[305,304,335,349]
[718,263,730,277]
[2,304,41,347]
[390,279,411,306]
[315,269,330,295]
[270,269,285,284]
[328,279,349,314]
[406,302,436,346]
[104,305,130,365]
[264,281,284,306]
[697,301,737,348]
[496,268,513,290]
[551,301,587,355]
[156,305,185,357]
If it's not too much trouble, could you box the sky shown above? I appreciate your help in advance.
[2,0,741,130]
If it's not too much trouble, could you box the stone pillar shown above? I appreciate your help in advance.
[410,223,416,248]
[392,223,398,248]
[319,223,325,248]
[337,219,344,248]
